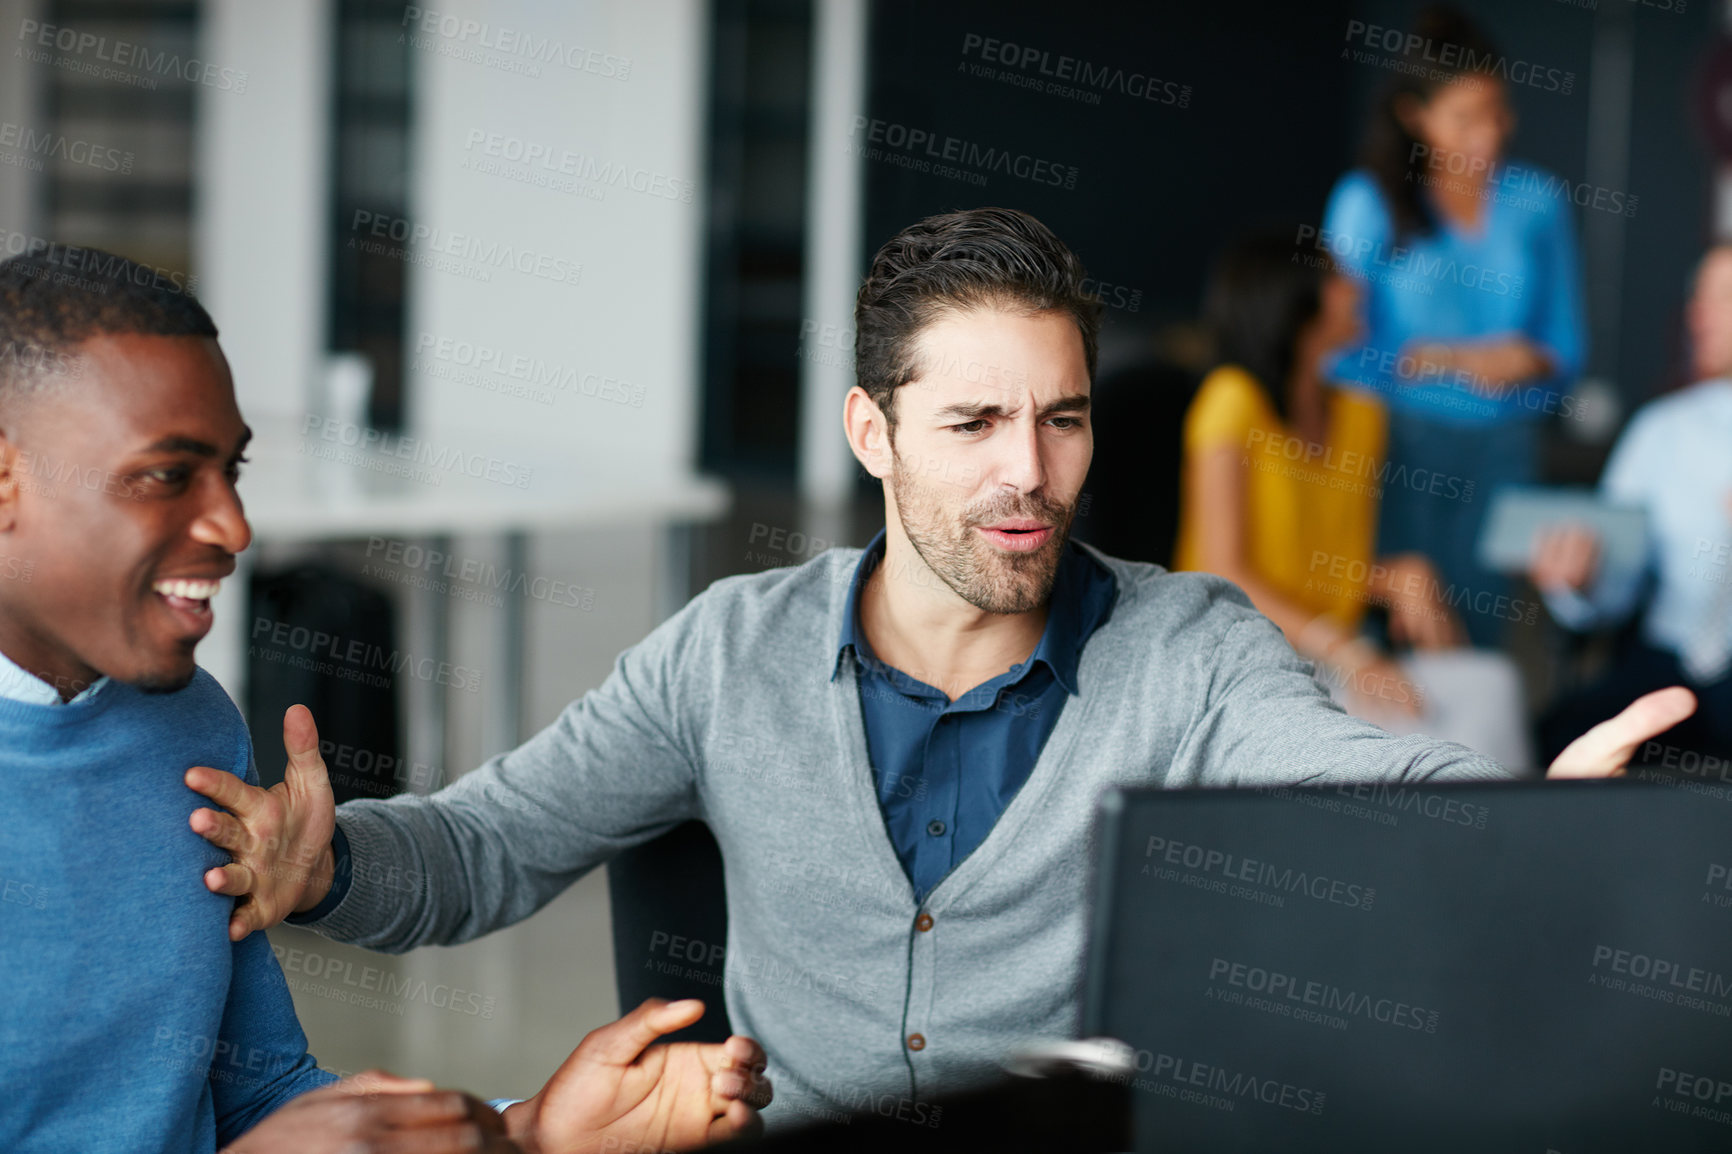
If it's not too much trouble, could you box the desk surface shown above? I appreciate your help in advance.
[202,418,730,697]
[240,417,730,540]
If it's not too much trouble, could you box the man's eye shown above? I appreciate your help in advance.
[1048,416,1081,429]
[145,467,189,485]
[951,419,987,434]
[225,454,250,482]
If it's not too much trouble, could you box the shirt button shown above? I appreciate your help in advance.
[915,912,934,932]
[907,1033,926,1051]
[926,819,946,837]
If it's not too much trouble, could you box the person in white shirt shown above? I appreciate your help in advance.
[1531,244,1732,766]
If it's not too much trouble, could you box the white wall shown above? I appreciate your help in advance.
[799,0,867,507]
[194,0,332,423]
[406,0,708,485]
[0,0,43,240]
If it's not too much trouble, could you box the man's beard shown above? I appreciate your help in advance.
[891,451,1076,615]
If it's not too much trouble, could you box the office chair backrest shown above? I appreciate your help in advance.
[1074,359,1201,568]
[607,820,734,1043]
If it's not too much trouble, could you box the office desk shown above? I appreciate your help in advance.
[205,416,729,770]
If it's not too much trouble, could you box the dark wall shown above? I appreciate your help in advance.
[865,0,1358,338]
[862,0,1716,411]
[1620,0,1720,401]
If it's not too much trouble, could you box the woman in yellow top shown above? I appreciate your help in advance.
[1176,231,1529,765]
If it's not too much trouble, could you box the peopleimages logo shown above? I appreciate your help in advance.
[16,19,248,92]
[0,121,131,173]
[363,536,597,611]
[400,7,631,80]
[1654,1066,1732,1128]
[1408,143,1637,218]
[0,231,196,295]
[1124,1048,1326,1115]
[412,332,645,408]
[1591,945,1732,997]
[349,210,583,288]
[958,32,1191,108]
[249,616,482,694]
[1207,957,1440,1033]
[1305,550,1539,629]
[1245,425,1477,503]
[1589,944,1732,1018]
[1354,346,1581,423]
[1704,863,1732,910]
[1260,779,1492,832]
[848,117,1079,190]
[1143,834,1376,911]
[1295,223,1524,299]
[795,1075,944,1129]
[301,414,536,489]
[272,944,497,1019]
[460,129,694,203]
[1341,19,1574,95]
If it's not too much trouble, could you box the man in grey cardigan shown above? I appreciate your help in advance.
[190,207,1694,1128]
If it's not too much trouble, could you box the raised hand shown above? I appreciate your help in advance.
[1546,686,1698,779]
[503,999,773,1153]
[222,1070,519,1153]
[1530,523,1600,594]
[187,704,338,940]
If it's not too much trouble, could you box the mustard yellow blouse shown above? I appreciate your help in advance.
[1173,364,1389,630]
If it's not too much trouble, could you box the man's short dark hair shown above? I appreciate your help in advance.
[0,247,215,410]
[853,207,1101,430]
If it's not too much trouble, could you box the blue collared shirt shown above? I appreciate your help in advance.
[1542,378,1732,659]
[834,529,1117,901]
[1321,167,1585,425]
[0,646,106,706]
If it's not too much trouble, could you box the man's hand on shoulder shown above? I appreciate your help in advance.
[186,704,338,941]
[222,1070,519,1153]
[1545,686,1697,779]
[504,998,773,1153]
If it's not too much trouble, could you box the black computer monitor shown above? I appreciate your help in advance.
[1083,780,1732,1152]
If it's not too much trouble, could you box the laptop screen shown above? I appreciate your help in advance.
[1082,780,1732,1153]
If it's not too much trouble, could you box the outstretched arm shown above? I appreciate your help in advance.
[1176,588,1696,784]
[188,601,711,950]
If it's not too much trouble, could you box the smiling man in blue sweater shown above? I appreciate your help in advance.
[0,251,770,1152]
[193,208,1696,1128]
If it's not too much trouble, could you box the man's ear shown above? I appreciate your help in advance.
[843,386,894,481]
[0,430,20,533]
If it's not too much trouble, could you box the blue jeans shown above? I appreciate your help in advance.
[1375,412,1539,649]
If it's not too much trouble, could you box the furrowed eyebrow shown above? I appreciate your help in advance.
[933,394,1091,422]
[934,401,1011,421]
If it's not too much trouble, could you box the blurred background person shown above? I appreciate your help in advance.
[1176,230,1531,769]
[1530,243,1732,767]
[1321,4,1585,650]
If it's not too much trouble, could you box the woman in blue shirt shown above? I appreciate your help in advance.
[1320,5,1585,646]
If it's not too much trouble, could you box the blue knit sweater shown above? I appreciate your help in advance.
[0,669,334,1152]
